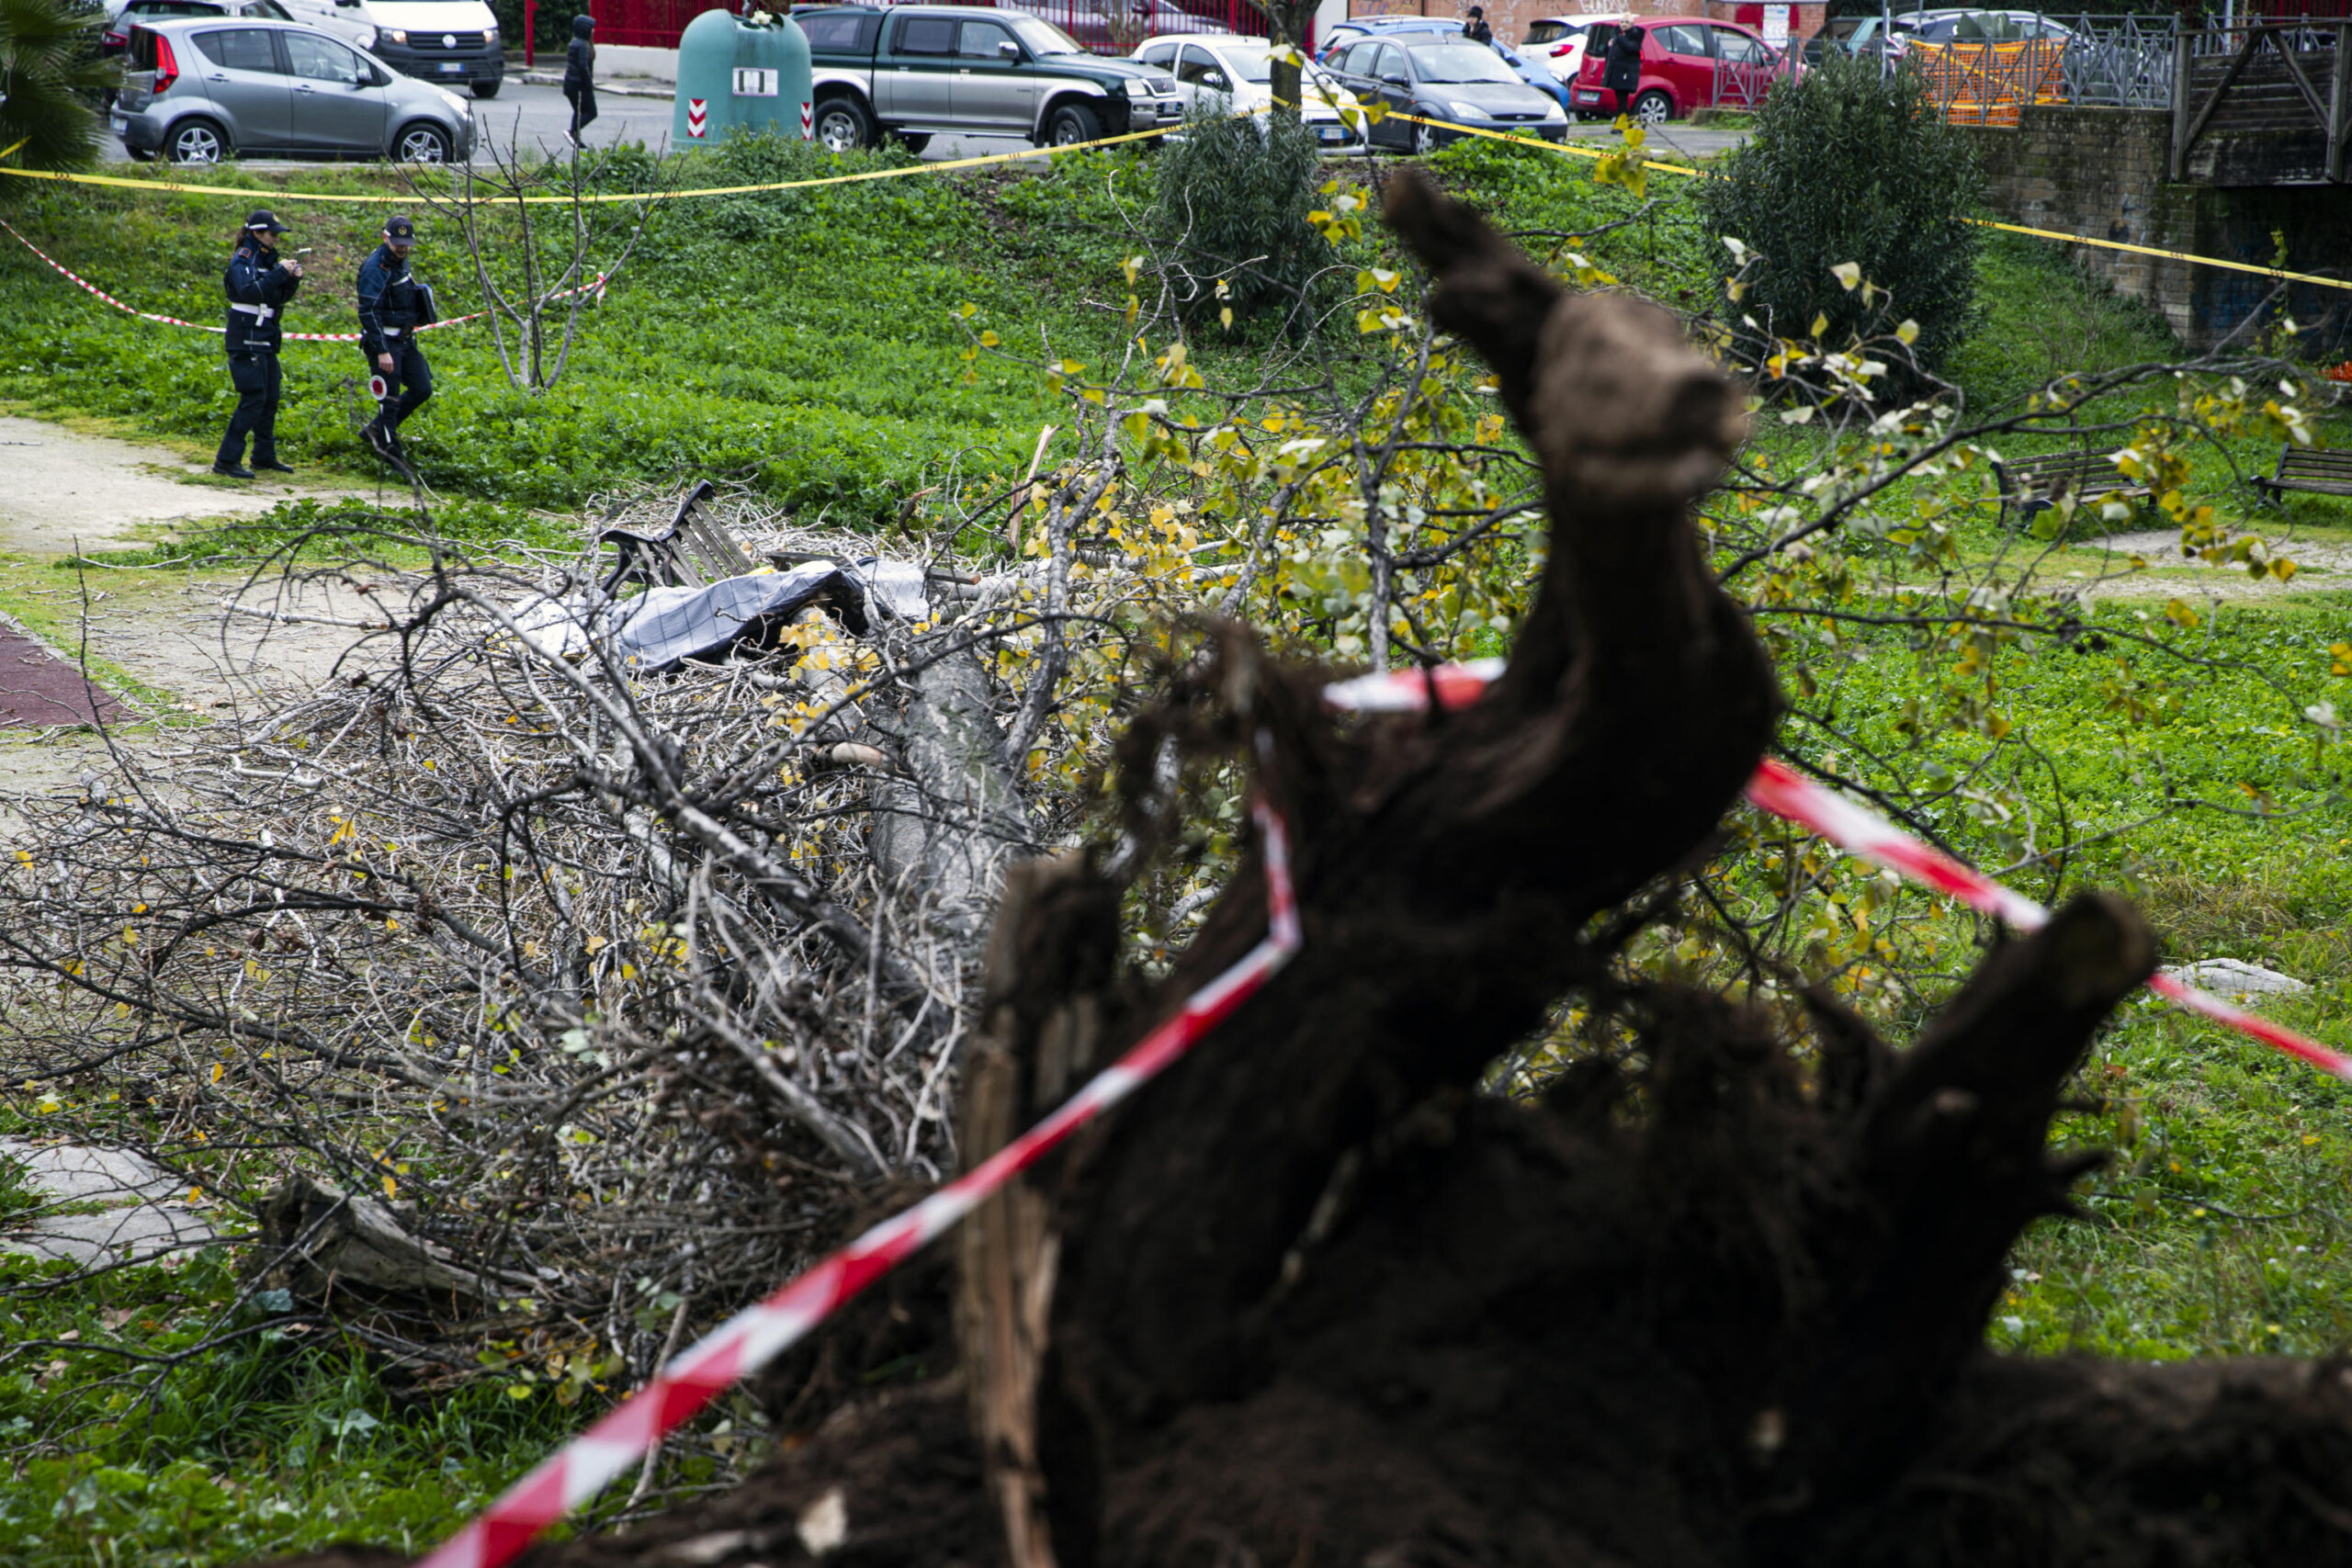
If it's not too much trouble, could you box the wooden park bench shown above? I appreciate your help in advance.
[1993,449,2149,528]
[2254,445,2352,502]
[598,480,754,593]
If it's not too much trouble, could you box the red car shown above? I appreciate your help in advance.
[1570,16,1795,124]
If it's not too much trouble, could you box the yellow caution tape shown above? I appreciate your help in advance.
[1389,112,2351,294]
[1377,109,1703,178]
[7,107,2344,296]
[1976,218,2352,293]
[0,120,1182,205]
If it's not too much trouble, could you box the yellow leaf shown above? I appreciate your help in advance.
[210,1062,224,1084]
[2163,597,2200,629]
[1809,312,1829,339]
[1830,262,1862,291]
[382,1174,398,1200]
[1894,319,1920,345]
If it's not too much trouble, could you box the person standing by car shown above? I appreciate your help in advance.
[563,13,598,148]
[1601,23,1643,113]
[356,214,435,465]
[1461,5,1493,44]
[213,209,302,479]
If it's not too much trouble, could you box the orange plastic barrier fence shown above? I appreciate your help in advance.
[1907,38,2066,128]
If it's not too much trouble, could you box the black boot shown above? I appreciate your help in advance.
[362,421,400,463]
[254,455,294,474]
[211,461,255,479]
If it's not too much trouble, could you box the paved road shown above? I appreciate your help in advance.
[101,73,1743,168]
[1560,118,1749,161]
[98,75,1019,166]
[479,78,1014,164]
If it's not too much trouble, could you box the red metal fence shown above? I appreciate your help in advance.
[589,0,1275,52]
[592,0,729,49]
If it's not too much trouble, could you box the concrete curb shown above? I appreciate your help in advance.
[515,72,673,99]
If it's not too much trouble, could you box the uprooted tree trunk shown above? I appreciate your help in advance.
[273,171,2352,1568]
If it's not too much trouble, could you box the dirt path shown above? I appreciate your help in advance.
[0,413,315,558]
[0,414,390,817]
[2057,525,2352,604]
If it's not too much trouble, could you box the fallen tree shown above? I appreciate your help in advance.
[261,169,2352,1568]
[28,160,2342,1568]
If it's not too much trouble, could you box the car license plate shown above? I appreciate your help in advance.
[438,61,463,72]
[111,115,129,133]
[1319,127,1342,141]
[1577,90,1600,102]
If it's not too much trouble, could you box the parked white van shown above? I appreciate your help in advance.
[277,0,504,96]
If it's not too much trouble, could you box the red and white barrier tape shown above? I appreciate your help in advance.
[415,666,2334,1566]
[0,216,603,344]
[1327,662,2352,1082]
[416,794,1299,1568]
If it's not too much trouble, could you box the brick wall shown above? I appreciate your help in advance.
[1958,107,2352,356]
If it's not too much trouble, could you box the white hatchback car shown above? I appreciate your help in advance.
[1521,12,1637,84]
[1132,32,1366,152]
[112,14,475,162]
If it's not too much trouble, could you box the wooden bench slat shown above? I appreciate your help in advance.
[1993,451,2146,525]
[599,480,739,593]
[2259,444,2352,501]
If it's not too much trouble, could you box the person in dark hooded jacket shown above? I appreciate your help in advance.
[562,14,597,147]
[1602,25,1645,115]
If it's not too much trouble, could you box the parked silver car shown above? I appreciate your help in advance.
[111,15,474,163]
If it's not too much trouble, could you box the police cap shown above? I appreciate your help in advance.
[383,215,417,241]
[243,210,288,233]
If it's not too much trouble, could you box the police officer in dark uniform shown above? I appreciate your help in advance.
[356,214,436,463]
[213,209,303,479]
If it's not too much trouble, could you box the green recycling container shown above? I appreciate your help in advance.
[673,9,812,145]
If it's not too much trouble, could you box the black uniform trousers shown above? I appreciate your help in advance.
[565,83,599,137]
[216,350,283,468]
[372,338,434,433]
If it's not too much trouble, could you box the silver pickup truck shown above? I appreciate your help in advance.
[800,3,1187,152]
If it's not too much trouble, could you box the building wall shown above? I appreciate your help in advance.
[1959,106,2352,357]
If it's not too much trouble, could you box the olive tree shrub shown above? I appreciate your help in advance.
[1148,106,1336,333]
[1700,52,1984,379]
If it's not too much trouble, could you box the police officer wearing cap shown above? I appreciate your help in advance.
[356,214,436,463]
[213,209,302,479]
